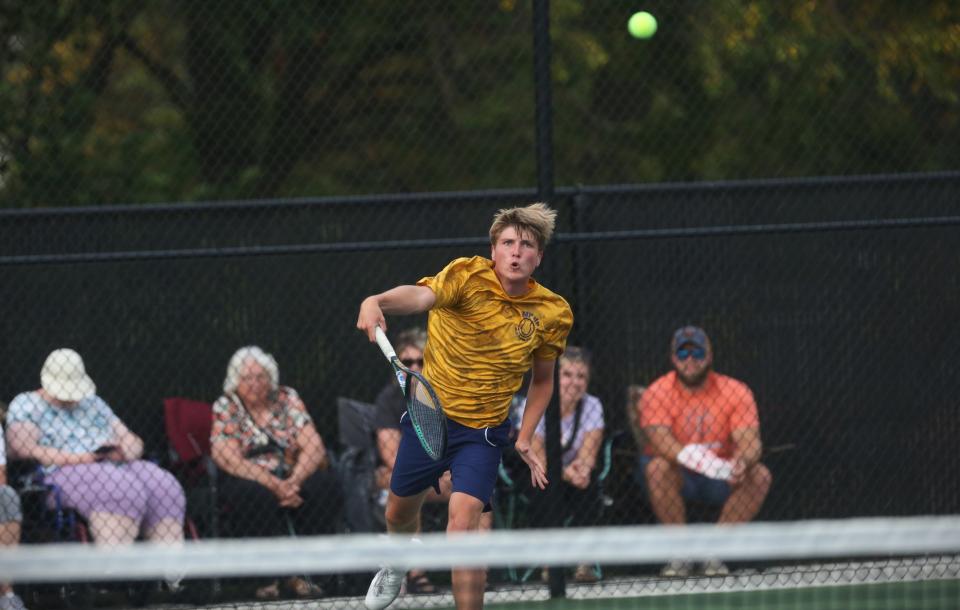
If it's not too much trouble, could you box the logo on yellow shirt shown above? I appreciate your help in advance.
[515,311,541,341]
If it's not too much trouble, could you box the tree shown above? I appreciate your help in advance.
[1,1,957,207]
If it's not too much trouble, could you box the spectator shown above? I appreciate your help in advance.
[521,346,605,583]
[6,349,186,589]
[1,416,27,610]
[210,346,342,600]
[372,327,491,594]
[636,327,772,577]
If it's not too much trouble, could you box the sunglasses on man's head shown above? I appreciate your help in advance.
[676,346,706,361]
[401,358,424,368]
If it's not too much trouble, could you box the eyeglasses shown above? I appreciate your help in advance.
[401,358,424,368]
[676,347,706,361]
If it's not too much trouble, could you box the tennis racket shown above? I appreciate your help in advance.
[374,326,447,461]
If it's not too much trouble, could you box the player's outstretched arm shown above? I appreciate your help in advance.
[515,358,556,490]
[357,285,436,341]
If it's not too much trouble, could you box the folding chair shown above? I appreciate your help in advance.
[498,433,618,584]
[162,397,223,600]
[10,458,88,607]
[13,459,89,545]
[162,397,219,540]
[335,397,382,534]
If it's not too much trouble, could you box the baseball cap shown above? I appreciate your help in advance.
[671,326,710,353]
[41,348,96,402]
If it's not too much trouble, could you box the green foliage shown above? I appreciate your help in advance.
[0,0,957,207]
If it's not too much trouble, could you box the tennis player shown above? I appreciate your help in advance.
[357,202,573,610]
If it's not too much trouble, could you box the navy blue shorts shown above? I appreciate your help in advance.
[390,412,513,511]
[634,455,731,506]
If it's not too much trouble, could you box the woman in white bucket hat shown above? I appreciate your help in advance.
[5,349,187,569]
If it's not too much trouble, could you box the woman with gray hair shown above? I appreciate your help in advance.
[210,346,342,600]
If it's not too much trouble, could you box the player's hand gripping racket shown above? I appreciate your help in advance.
[374,326,447,461]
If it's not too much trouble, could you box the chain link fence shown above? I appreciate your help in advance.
[3,2,958,204]
[3,176,959,603]
[2,0,959,606]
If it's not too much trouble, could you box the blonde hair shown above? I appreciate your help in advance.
[489,202,557,250]
[223,346,279,394]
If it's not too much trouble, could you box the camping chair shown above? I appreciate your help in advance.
[330,397,387,595]
[163,397,224,600]
[335,397,382,534]
[13,459,89,545]
[162,397,220,540]
[498,433,619,584]
[12,459,92,607]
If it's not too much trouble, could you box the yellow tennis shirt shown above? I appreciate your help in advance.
[417,256,573,428]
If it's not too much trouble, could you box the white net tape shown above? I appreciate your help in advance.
[3,516,959,583]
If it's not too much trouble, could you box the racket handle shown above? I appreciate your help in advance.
[374,326,397,360]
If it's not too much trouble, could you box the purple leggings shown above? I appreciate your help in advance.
[46,461,186,530]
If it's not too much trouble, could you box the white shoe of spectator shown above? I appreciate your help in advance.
[365,566,405,610]
[701,559,730,577]
[660,560,692,577]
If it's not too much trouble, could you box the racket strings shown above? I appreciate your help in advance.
[407,375,446,456]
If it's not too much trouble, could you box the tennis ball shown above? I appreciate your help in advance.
[628,11,657,39]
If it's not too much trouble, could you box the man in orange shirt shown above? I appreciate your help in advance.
[637,326,772,577]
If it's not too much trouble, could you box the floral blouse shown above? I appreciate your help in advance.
[210,386,312,475]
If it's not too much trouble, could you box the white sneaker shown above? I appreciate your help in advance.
[701,559,729,576]
[365,567,404,610]
[660,560,692,577]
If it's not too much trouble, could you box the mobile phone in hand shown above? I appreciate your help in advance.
[93,445,121,462]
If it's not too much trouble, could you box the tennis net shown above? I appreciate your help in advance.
[2,516,958,609]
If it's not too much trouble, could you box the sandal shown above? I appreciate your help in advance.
[255,581,280,600]
[284,576,324,598]
[406,572,437,594]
